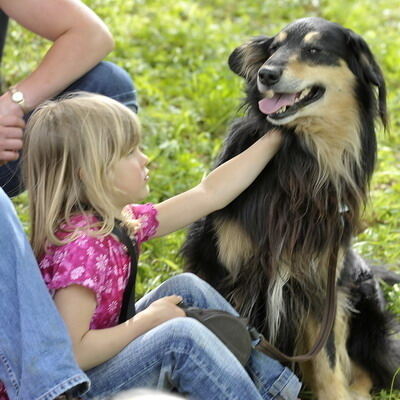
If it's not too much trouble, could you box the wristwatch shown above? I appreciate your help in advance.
[9,86,27,113]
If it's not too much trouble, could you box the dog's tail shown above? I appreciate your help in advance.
[369,263,400,390]
[344,251,400,390]
[372,264,400,286]
[370,320,400,390]
[348,288,400,390]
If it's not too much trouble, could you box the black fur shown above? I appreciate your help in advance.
[340,251,400,390]
[182,17,399,396]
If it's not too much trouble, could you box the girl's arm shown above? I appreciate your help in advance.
[54,285,185,370]
[154,129,282,237]
[0,0,114,114]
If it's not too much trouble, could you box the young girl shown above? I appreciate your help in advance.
[22,93,301,400]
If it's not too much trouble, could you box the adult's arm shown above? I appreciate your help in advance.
[0,0,114,116]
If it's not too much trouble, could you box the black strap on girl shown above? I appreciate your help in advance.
[112,220,139,323]
[0,10,9,65]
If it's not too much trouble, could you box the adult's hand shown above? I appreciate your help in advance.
[0,114,25,165]
[0,90,24,119]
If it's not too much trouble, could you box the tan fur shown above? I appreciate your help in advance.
[275,31,288,43]
[214,217,253,280]
[350,363,373,399]
[266,263,292,343]
[284,60,362,198]
[335,292,353,382]
[299,291,355,400]
[303,31,321,43]
[288,54,299,63]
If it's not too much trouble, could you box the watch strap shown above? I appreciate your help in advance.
[9,86,27,113]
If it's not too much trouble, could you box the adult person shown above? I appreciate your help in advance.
[0,0,135,398]
[0,182,89,398]
[0,0,138,196]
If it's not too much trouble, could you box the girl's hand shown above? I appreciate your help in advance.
[136,295,186,330]
[54,287,185,370]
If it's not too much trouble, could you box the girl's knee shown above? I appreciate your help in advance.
[161,317,214,349]
[166,272,205,289]
[135,273,210,313]
[161,273,234,312]
[160,273,214,300]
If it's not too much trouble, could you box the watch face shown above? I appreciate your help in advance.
[12,92,24,103]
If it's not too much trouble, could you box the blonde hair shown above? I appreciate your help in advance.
[23,92,141,258]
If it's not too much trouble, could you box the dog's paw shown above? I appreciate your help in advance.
[350,392,371,400]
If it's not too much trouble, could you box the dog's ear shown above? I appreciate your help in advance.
[346,29,388,129]
[228,36,273,80]
[345,30,383,86]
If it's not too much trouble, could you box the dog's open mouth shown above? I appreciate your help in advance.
[258,86,325,120]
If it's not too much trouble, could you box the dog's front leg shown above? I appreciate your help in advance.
[300,350,352,400]
[299,298,361,400]
[348,362,373,400]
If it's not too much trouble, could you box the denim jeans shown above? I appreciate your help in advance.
[84,273,301,400]
[0,61,138,197]
[0,187,89,399]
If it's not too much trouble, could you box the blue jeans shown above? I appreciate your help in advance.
[0,187,89,399]
[84,273,301,400]
[0,61,137,197]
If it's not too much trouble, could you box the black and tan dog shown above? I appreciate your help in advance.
[182,17,400,399]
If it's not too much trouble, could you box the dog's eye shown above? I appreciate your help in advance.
[269,44,280,53]
[308,47,322,54]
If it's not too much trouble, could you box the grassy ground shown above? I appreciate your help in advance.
[3,0,399,398]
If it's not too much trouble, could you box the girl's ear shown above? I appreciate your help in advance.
[228,35,274,80]
[345,29,387,129]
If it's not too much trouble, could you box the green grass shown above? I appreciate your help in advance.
[3,0,400,398]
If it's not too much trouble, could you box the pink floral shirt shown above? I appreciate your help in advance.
[0,204,158,400]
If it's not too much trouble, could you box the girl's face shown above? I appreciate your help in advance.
[112,147,150,208]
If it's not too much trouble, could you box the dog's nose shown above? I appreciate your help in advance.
[258,67,282,86]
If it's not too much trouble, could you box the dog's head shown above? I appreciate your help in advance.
[229,17,387,129]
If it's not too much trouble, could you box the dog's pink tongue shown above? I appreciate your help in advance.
[258,93,297,115]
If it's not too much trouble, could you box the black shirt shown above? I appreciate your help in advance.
[0,10,9,64]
